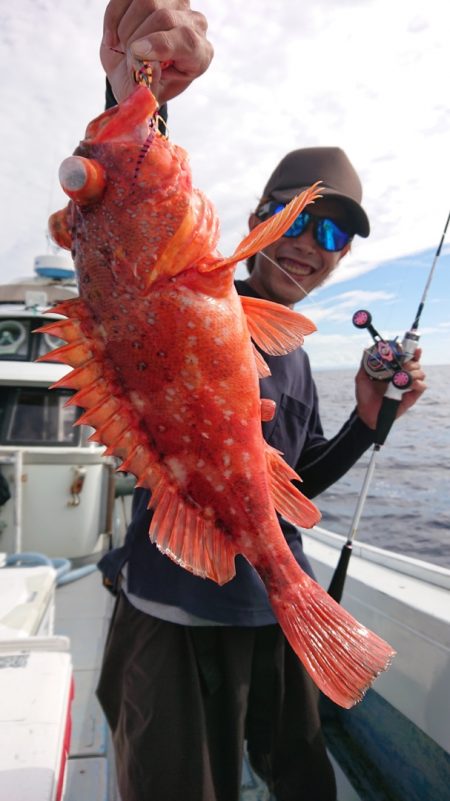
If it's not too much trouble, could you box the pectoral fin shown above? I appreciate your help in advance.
[241,295,316,355]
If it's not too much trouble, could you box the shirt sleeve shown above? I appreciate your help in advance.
[296,385,376,499]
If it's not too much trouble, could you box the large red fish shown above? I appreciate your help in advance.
[40,85,394,707]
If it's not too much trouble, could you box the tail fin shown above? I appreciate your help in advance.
[267,569,395,708]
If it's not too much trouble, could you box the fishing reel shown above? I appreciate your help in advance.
[352,309,416,389]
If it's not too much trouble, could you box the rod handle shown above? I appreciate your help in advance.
[328,541,353,602]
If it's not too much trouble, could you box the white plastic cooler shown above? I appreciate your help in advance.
[0,636,73,801]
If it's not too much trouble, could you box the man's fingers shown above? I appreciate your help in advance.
[101,2,213,103]
[113,2,190,49]
[131,25,212,76]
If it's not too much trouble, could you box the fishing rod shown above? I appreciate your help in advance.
[328,209,450,603]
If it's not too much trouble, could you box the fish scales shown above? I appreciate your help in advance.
[40,84,395,707]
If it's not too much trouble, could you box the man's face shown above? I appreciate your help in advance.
[247,197,352,307]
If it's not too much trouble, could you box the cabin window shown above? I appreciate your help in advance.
[35,328,67,360]
[0,319,30,359]
[1,388,81,446]
[0,318,68,362]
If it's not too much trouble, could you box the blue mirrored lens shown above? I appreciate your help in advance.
[315,218,350,251]
[263,202,350,251]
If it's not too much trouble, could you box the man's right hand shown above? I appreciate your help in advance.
[101,0,213,104]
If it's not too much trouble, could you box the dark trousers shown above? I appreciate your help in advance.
[97,592,336,801]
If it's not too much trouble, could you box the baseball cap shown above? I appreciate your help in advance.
[262,147,370,237]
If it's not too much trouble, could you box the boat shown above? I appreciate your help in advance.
[0,256,130,800]
[0,258,449,800]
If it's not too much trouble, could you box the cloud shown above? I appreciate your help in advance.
[298,289,397,323]
[0,0,448,366]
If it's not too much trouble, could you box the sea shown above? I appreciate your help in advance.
[311,363,450,569]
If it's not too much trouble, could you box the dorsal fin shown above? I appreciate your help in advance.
[217,183,322,266]
[241,295,316,355]
[264,443,320,529]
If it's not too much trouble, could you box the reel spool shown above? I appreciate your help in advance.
[352,309,412,388]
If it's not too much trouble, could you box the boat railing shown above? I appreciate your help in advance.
[309,524,450,591]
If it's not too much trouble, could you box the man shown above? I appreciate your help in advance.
[97,4,426,801]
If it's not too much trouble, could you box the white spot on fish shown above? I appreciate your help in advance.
[166,457,187,485]
[182,435,191,443]
[224,438,234,446]
[197,459,205,468]
[224,469,232,479]
[129,391,145,411]
[223,454,231,467]
[185,353,199,366]
[216,485,225,492]
[187,320,195,328]
[242,453,250,462]
[201,432,210,439]
[158,425,166,432]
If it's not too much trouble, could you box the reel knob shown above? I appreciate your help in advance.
[391,369,412,390]
[352,309,372,329]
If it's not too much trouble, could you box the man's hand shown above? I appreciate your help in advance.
[101,0,213,104]
[355,348,427,430]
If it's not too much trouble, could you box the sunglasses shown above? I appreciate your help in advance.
[256,200,352,252]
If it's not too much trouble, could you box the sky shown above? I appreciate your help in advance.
[1,0,449,368]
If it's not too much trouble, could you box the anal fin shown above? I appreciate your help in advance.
[149,477,237,585]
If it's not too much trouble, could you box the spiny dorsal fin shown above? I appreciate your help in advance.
[218,183,322,266]
[34,318,83,342]
[148,477,237,585]
[264,443,321,529]
[241,295,316,355]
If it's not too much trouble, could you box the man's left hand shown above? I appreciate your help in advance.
[355,348,427,430]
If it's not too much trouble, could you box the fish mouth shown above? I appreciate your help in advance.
[83,85,158,146]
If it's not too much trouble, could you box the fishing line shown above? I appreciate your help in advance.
[259,250,311,299]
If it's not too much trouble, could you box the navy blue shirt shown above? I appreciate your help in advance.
[98,280,375,624]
